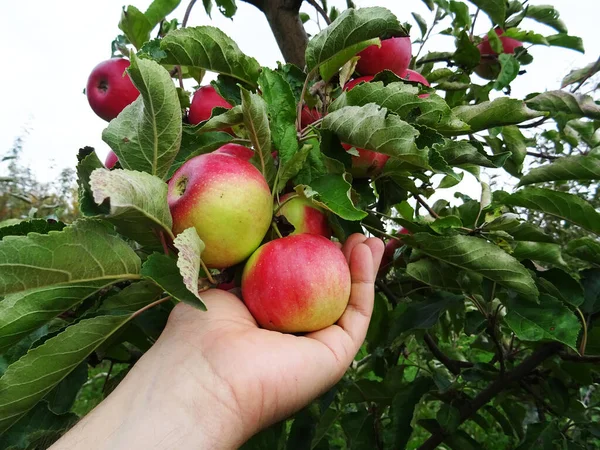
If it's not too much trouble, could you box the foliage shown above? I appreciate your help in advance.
[1,1,600,449]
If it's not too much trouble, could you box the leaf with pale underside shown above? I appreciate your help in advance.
[504,294,581,350]
[173,227,206,304]
[0,220,141,297]
[0,219,65,241]
[322,104,419,159]
[518,155,600,186]
[305,7,406,81]
[90,168,173,248]
[526,91,600,120]
[503,188,600,235]
[191,105,244,133]
[241,88,276,187]
[453,98,545,132]
[160,26,261,87]
[295,175,367,221]
[102,55,182,180]
[403,233,538,300]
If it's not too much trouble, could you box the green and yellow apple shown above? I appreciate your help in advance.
[275,193,331,238]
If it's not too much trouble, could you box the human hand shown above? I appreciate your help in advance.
[51,234,383,450]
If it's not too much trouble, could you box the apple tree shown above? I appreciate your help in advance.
[1,0,600,449]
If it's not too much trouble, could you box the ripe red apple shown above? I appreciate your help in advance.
[276,193,331,238]
[379,228,410,275]
[475,29,523,80]
[403,69,430,98]
[86,58,140,122]
[343,75,374,91]
[105,150,119,169]
[300,105,322,129]
[241,234,351,333]
[188,85,233,125]
[356,36,412,77]
[342,144,389,178]
[167,153,272,268]
[214,143,254,160]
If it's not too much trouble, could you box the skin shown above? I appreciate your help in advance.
[105,150,119,169]
[168,153,272,268]
[356,36,412,77]
[51,234,384,450]
[188,85,233,125]
[276,193,331,237]
[214,143,254,160]
[242,234,350,333]
[86,58,139,122]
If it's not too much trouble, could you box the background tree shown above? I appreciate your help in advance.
[1,1,600,449]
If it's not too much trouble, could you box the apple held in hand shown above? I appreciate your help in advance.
[168,153,272,268]
[242,234,351,333]
[475,28,523,80]
[188,85,233,126]
[214,143,254,160]
[275,193,331,238]
[86,58,140,122]
[356,36,412,77]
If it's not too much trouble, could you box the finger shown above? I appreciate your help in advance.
[362,237,385,278]
[342,233,368,262]
[333,241,342,249]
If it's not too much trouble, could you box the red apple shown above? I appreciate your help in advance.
[475,29,523,80]
[379,228,410,275]
[343,75,374,91]
[241,234,351,333]
[214,143,254,160]
[300,105,322,129]
[275,193,331,238]
[342,143,389,178]
[403,69,430,87]
[105,150,119,169]
[167,153,272,268]
[356,37,412,77]
[188,85,233,125]
[86,58,140,122]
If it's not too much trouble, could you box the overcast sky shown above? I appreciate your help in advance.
[1,0,598,204]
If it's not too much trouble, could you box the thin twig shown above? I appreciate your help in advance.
[182,0,198,27]
[572,55,600,93]
[517,117,549,129]
[469,8,479,39]
[131,296,172,319]
[414,193,440,219]
[274,194,299,214]
[414,11,439,62]
[200,259,216,284]
[424,333,473,375]
[297,69,315,131]
[159,231,170,256]
[526,151,559,160]
[375,280,401,305]
[102,361,114,395]
[362,223,403,241]
[272,222,283,238]
[305,0,331,25]
[576,307,588,355]
[559,352,600,363]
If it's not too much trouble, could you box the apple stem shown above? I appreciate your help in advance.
[274,194,299,214]
[300,117,324,137]
[296,69,316,132]
[182,0,197,27]
[576,307,588,355]
[271,222,283,239]
[159,231,171,256]
[200,259,217,285]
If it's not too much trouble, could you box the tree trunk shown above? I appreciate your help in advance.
[242,0,309,68]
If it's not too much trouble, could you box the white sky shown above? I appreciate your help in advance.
[1,0,599,205]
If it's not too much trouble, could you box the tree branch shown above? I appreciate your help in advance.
[305,0,330,24]
[417,342,562,450]
[182,0,198,27]
[375,280,401,306]
[559,352,600,363]
[424,333,473,375]
[526,151,559,160]
[517,117,549,129]
[414,193,440,219]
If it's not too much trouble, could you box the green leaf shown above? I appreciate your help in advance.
[494,54,520,91]
[512,241,567,268]
[330,82,470,135]
[453,30,481,69]
[160,26,261,87]
[169,130,232,178]
[526,91,600,120]
[173,227,205,306]
[215,0,237,17]
[77,148,109,216]
[501,125,527,175]
[437,404,460,433]
[450,1,471,29]
[503,188,600,235]
[258,68,298,169]
[430,216,464,234]
[435,140,509,168]
[453,98,546,132]
[468,0,505,26]
[504,294,581,350]
[537,269,585,307]
[322,104,419,158]
[561,61,600,89]
[515,421,562,450]
[118,5,153,50]
[99,280,164,313]
[0,220,140,297]
[276,143,312,193]
[144,0,182,28]
[525,5,567,33]
[406,259,463,291]
[141,253,206,310]
[0,314,134,433]
[45,362,88,415]
[565,237,600,266]
[102,55,182,180]
[546,34,584,53]
[305,7,406,81]
[390,378,434,449]
[403,234,539,299]
[412,12,427,38]
[519,155,600,186]
[192,105,244,133]
[89,168,174,247]
[0,219,65,241]
[296,175,367,221]
[241,88,276,187]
